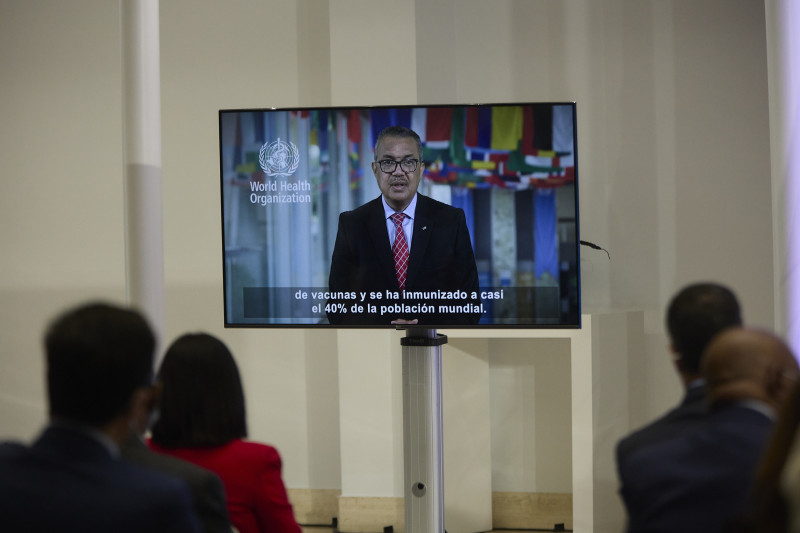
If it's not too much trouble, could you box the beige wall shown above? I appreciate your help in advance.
[0,0,776,530]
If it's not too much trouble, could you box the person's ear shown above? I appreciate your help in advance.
[149,382,163,411]
[128,386,155,436]
[669,343,686,372]
[764,361,795,406]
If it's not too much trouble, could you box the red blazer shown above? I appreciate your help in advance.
[149,439,300,533]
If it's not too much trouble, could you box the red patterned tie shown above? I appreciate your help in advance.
[391,213,409,289]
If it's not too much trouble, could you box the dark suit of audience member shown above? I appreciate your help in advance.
[328,125,480,326]
[777,390,800,533]
[149,332,301,533]
[0,302,200,533]
[123,435,231,533]
[121,377,232,533]
[620,327,799,533]
[726,379,800,533]
[616,380,707,464]
[616,283,742,505]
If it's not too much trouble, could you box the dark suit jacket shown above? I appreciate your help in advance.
[619,402,774,533]
[122,436,231,533]
[0,426,200,533]
[328,194,480,325]
[616,383,708,468]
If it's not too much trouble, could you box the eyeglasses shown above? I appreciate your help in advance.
[377,158,420,174]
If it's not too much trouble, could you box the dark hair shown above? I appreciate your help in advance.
[45,302,155,427]
[374,125,423,160]
[150,333,247,447]
[666,282,742,374]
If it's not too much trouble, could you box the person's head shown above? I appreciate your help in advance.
[150,332,247,448]
[702,327,799,410]
[372,126,425,212]
[44,302,156,433]
[666,282,742,378]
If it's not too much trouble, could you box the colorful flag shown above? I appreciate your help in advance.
[426,107,453,149]
[465,106,492,149]
[347,109,362,144]
[491,106,523,151]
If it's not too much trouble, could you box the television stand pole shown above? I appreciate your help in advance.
[401,327,447,533]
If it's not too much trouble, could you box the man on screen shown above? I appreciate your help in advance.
[328,125,480,325]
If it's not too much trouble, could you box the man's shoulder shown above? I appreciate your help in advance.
[416,193,460,213]
[0,440,26,457]
[0,439,197,532]
[123,440,220,486]
[33,433,189,494]
[617,397,708,463]
[414,195,466,227]
[626,404,774,476]
[707,402,776,436]
[113,457,200,523]
[0,440,30,478]
[342,196,383,218]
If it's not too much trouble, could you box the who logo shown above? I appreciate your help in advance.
[259,138,300,177]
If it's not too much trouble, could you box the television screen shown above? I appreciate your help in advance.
[219,102,580,328]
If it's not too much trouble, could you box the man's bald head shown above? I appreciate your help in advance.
[702,327,799,410]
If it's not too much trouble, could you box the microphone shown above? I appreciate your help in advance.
[580,240,610,260]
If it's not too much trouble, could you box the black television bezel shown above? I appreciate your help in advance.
[219,101,581,329]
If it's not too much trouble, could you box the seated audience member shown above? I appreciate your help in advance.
[122,380,232,533]
[620,327,799,533]
[0,302,199,533]
[616,282,742,467]
[779,388,800,533]
[149,332,301,533]
[616,282,742,529]
[731,379,800,533]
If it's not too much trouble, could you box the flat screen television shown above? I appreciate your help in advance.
[219,102,580,328]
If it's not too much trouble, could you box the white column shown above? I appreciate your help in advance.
[120,0,165,356]
[402,330,446,533]
[778,0,800,353]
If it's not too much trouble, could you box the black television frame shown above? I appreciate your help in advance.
[219,102,581,328]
